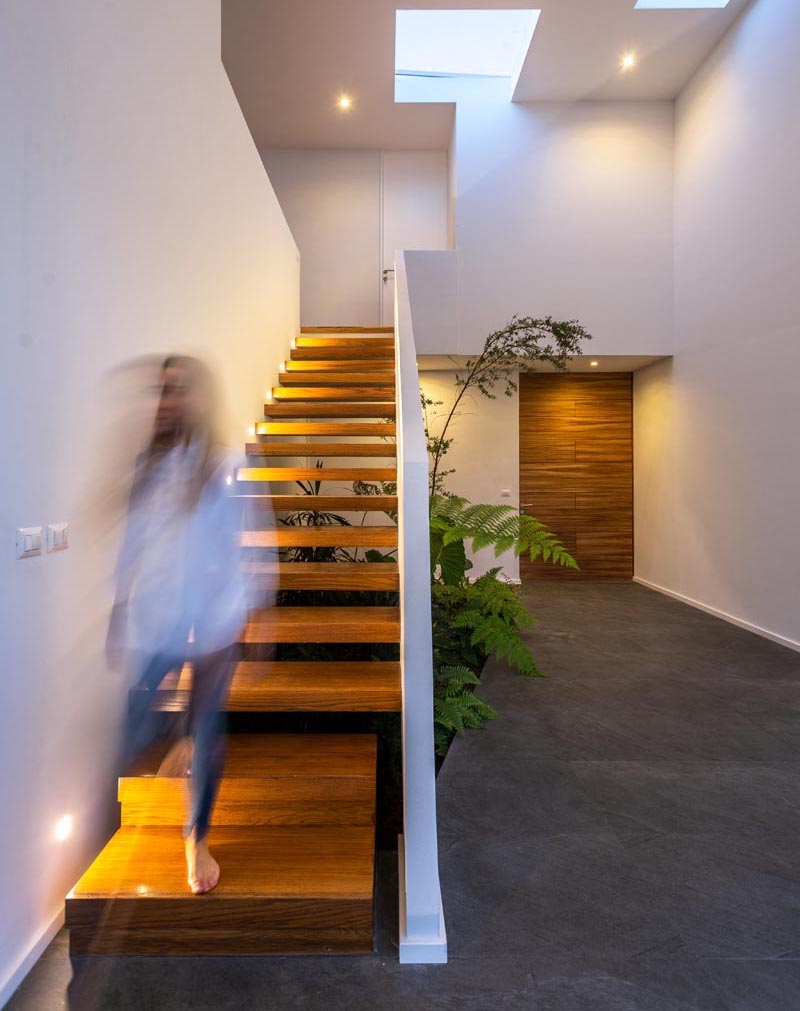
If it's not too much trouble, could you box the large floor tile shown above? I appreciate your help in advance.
[625,832,800,958]
[702,958,800,1011]
[439,830,680,963]
[571,760,800,846]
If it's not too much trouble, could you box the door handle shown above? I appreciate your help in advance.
[382,268,395,283]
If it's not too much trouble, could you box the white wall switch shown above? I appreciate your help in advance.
[47,523,69,553]
[16,526,43,559]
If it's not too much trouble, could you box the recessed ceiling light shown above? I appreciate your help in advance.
[635,0,730,8]
[337,95,353,111]
[590,360,599,367]
[620,52,637,72]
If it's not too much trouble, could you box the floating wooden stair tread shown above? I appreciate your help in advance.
[279,372,395,386]
[283,361,395,373]
[237,494,397,512]
[246,442,395,458]
[291,346,395,361]
[147,662,402,713]
[238,467,396,483]
[66,825,375,955]
[127,732,377,779]
[244,607,400,644]
[246,561,399,590]
[300,326,394,334]
[256,422,396,436]
[119,734,378,826]
[263,402,396,418]
[270,387,395,402]
[295,336,394,349]
[243,528,398,549]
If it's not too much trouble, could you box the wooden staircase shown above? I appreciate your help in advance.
[66,327,401,955]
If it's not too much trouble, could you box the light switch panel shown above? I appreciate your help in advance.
[16,526,43,559]
[47,523,69,553]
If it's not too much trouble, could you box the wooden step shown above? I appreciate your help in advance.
[66,824,374,955]
[283,361,395,374]
[270,387,395,403]
[279,371,395,387]
[244,607,400,643]
[148,661,402,713]
[291,346,395,362]
[238,467,396,483]
[243,528,398,549]
[256,422,396,437]
[262,402,396,418]
[296,337,394,349]
[300,326,394,334]
[237,494,398,512]
[119,734,377,827]
[246,560,399,589]
[246,442,395,458]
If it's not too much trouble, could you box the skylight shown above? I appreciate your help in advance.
[634,0,730,8]
[395,9,540,82]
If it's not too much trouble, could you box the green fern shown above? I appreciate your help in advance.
[433,664,497,755]
[431,496,578,570]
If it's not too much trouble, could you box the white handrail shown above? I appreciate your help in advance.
[394,250,448,963]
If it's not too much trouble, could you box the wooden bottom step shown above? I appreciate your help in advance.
[66,824,374,955]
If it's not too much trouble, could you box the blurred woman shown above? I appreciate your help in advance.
[107,355,250,894]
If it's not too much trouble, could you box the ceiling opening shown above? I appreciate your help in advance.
[395,9,540,87]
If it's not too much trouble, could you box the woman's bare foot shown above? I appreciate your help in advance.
[157,736,194,777]
[185,830,220,894]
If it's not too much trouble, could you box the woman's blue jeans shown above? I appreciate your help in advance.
[128,645,235,842]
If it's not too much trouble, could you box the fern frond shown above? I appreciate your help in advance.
[430,496,578,569]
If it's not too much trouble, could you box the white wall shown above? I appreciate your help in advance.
[0,0,299,1001]
[262,149,382,327]
[420,372,520,581]
[261,149,448,327]
[455,87,675,357]
[398,75,675,357]
[635,0,800,648]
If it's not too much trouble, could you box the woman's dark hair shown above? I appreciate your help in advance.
[143,355,222,508]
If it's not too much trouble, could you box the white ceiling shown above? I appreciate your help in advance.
[222,0,751,151]
[418,355,670,372]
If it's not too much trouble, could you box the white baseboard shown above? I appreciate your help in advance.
[397,837,448,965]
[0,907,64,1010]
[633,577,800,653]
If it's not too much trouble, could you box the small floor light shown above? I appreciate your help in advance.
[55,814,73,843]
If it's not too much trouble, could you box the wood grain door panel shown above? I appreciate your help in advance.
[519,373,633,580]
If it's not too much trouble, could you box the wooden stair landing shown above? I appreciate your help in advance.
[67,825,374,955]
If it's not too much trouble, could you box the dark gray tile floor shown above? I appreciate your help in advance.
[7,582,800,1010]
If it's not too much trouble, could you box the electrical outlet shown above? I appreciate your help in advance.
[16,527,43,559]
[47,523,69,553]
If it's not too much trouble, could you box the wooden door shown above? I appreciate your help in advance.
[519,373,633,580]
